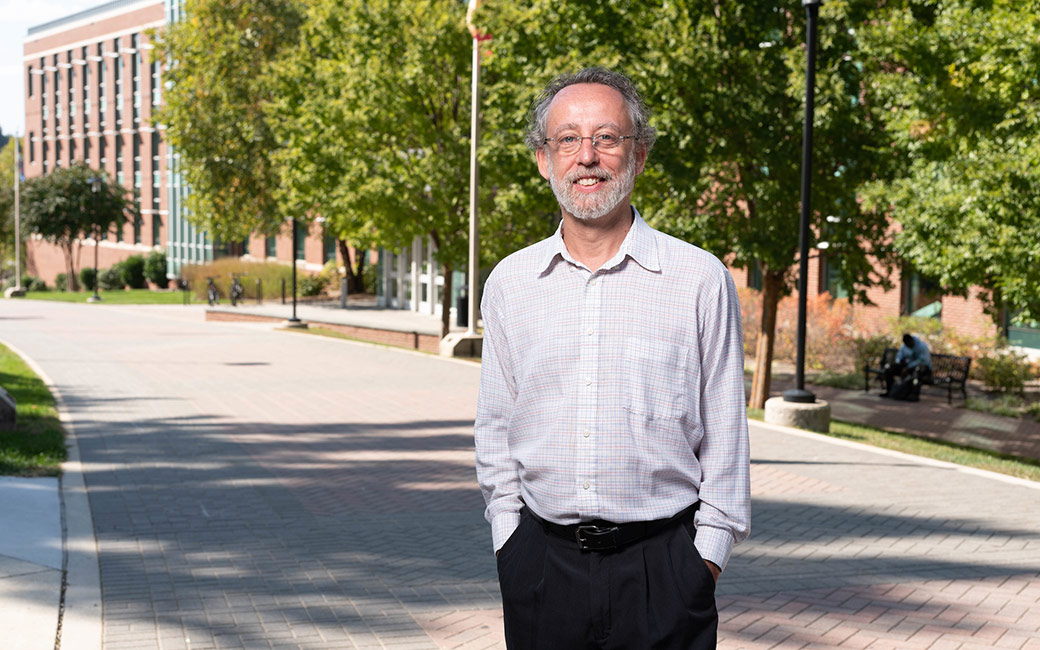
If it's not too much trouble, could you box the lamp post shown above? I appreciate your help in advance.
[783,0,822,404]
[287,218,303,326]
[465,0,484,336]
[87,177,103,302]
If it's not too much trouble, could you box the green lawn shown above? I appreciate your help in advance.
[747,408,1040,483]
[0,343,66,476]
[22,289,194,305]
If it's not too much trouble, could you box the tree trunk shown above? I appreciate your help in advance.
[353,251,367,294]
[64,242,79,293]
[336,239,358,294]
[748,268,785,409]
[440,261,453,339]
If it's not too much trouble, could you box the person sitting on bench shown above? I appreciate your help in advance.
[882,333,932,398]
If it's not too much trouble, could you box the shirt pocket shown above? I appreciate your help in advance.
[622,339,689,421]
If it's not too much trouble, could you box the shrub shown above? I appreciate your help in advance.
[55,273,67,292]
[98,265,126,290]
[25,276,47,292]
[976,350,1034,394]
[120,255,146,289]
[852,334,891,371]
[144,250,168,287]
[298,273,330,297]
[181,259,296,301]
[79,267,97,292]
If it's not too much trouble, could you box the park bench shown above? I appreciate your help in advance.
[863,347,972,404]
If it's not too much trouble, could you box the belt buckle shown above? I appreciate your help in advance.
[575,524,619,552]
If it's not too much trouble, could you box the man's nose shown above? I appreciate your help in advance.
[576,138,599,165]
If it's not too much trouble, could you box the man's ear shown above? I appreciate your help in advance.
[536,147,550,180]
[633,144,648,176]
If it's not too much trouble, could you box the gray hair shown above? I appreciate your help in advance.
[524,67,657,153]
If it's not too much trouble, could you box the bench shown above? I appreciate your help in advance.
[864,347,971,404]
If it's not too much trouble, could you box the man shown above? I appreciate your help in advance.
[882,333,932,398]
[474,67,751,650]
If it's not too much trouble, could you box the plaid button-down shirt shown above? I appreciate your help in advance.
[475,209,751,570]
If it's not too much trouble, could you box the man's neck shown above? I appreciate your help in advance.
[560,204,634,273]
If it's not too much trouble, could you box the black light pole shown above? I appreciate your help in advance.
[784,0,821,404]
[87,177,102,303]
[288,218,301,324]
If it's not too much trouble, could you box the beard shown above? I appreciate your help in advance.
[547,148,637,221]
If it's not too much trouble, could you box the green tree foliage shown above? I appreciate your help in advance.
[477,1,895,407]
[155,0,304,242]
[858,0,1040,323]
[21,164,139,291]
[271,0,474,336]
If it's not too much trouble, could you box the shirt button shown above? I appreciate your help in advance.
[588,278,597,286]
[583,429,591,438]
[586,328,594,336]
[582,481,590,490]
[584,377,593,386]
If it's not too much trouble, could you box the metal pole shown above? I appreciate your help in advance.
[466,34,481,336]
[13,135,21,291]
[289,218,300,323]
[784,0,821,404]
[88,178,102,302]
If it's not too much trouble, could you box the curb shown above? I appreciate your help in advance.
[0,338,102,650]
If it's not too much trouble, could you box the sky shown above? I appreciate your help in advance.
[0,0,100,138]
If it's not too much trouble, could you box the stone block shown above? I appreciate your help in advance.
[0,386,16,431]
[764,396,831,433]
[439,332,483,358]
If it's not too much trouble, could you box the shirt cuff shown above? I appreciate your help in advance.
[694,525,735,573]
[491,511,522,554]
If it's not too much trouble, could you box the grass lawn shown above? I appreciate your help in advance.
[0,343,66,476]
[22,289,195,305]
[747,407,1040,483]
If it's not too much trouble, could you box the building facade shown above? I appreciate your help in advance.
[21,0,347,288]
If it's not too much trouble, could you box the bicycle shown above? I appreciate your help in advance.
[230,273,245,307]
[206,276,220,306]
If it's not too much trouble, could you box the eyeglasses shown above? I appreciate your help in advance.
[542,132,636,155]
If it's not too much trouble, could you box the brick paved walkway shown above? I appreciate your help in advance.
[2,301,1039,649]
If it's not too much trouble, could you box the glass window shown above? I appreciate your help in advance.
[823,257,849,299]
[29,133,34,163]
[1008,313,1040,350]
[27,66,33,97]
[265,235,276,258]
[904,270,942,319]
[323,231,337,264]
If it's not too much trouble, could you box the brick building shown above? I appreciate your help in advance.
[21,0,347,289]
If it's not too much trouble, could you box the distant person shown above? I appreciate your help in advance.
[882,333,932,399]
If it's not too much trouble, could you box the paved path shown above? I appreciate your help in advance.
[2,300,1039,649]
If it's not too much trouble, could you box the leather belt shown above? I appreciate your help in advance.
[525,502,699,552]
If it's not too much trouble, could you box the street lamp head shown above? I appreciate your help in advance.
[87,176,101,192]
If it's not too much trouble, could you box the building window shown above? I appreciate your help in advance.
[1008,313,1040,350]
[115,134,124,186]
[822,257,849,300]
[84,137,90,164]
[904,270,942,319]
[29,133,34,163]
[100,135,107,167]
[70,139,76,161]
[55,140,62,167]
[114,38,123,127]
[131,34,141,123]
[99,45,107,124]
[323,230,337,264]
[42,142,48,172]
[27,66,33,97]
[265,235,276,258]
[150,60,160,108]
[747,261,762,291]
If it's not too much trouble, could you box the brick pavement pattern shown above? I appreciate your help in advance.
[2,301,1039,650]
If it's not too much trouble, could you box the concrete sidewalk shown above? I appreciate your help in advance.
[2,300,1039,649]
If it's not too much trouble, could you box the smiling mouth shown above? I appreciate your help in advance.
[575,177,605,187]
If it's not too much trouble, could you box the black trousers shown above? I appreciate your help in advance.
[497,508,718,650]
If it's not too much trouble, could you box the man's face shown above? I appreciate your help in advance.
[536,83,646,222]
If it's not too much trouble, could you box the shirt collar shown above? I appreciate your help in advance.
[536,207,661,275]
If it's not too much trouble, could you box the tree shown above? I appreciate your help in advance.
[21,164,138,291]
[858,0,1040,324]
[477,1,896,408]
[271,0,476,337]
[155,0,304,242]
